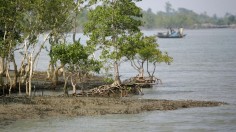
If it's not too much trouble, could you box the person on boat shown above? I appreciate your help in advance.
[170,28,175,34]
[178,28,184,37]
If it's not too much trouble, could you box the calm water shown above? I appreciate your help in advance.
[2,29,236,132]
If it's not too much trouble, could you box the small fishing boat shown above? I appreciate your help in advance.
[157,28,186,38]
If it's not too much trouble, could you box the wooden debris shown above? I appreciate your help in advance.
[78,84,143,97]
[123,76,162,88]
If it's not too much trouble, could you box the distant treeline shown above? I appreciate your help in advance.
[76,2,236,30]
[142,4,236,29]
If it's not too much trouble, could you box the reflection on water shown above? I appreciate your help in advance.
[1,29,236,132]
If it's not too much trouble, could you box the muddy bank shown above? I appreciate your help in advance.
[0,96,226,126]
[0,74,109,96]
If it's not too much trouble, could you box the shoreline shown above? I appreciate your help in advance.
[0,96,226,127]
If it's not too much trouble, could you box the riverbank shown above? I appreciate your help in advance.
[0,96,226,127]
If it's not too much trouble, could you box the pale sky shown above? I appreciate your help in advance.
[136,0,236,17]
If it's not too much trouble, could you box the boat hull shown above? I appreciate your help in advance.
[157,34,186,38]
[157,28,186,38]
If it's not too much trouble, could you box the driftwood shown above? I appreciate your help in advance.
[123,76,162,88]
[78,84,143,97]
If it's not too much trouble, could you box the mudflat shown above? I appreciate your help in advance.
[0,96,226,126]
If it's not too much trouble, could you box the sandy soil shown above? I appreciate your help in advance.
[0,96,226,126]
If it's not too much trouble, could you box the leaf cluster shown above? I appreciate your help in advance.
[51,41,101,73]
[121,33,173,64]
[84,0,143,62]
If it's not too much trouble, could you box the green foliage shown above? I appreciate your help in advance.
[84,0,143,51]
[0,0,77,51]
[137,36,159,60]
[103,77,114,84]
[51,41,101,74]
[41,0,75,32]
[123,33,172,64]
[84,0,144,82]
[0,0,25,57]
[0,0,175,88]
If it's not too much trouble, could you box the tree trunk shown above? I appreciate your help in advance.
[25,81,29,95]
[52,69,58,87]
[28,54,33,96]
[47,63,60,86]
[18,81,21,95]
[151,62,157,77]
[139,68,144,78]
[0,57,5,95]
[0,73,3,91]
[71,75,77,95]
[138,61,145,78]
[112,61,121,86]
[47,63,51,79]
[63,76,69,96]
[0,57,4,88]
[6,62,12,95]
[146,60,151,77]
[52,64,64,88]
[73,1,78,43]
[12,54,18,88]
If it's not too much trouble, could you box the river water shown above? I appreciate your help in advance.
[2,28,236,131]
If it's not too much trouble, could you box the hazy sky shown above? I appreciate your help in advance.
[136,0,236,17]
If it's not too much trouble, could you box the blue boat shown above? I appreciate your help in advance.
[157,28,186,38]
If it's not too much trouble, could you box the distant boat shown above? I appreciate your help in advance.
[157,28,186,38]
